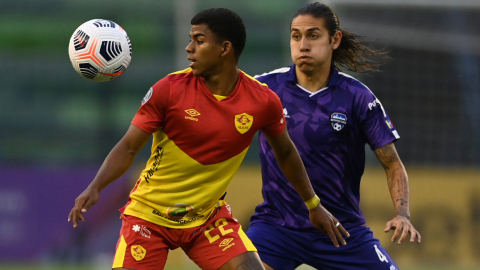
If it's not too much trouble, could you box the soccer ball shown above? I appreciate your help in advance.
[332,123,343,131]
[68,19,132,82]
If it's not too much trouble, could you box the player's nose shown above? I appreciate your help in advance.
[185,41,194,53]
[299,37,310,51]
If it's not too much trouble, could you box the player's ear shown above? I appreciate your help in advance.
[221,41,232,57]
[332,30,342,50]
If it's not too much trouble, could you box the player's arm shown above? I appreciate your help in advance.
[264,127,349,247]
[68,124,152,228]
[374,142,421,244]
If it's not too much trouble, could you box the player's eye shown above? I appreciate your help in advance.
[197,40,204,44]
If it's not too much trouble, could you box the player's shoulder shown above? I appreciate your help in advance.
[166,68,194,81]
[151,68,193,90]
[253,66,292,88]
[239,70,273,94]
[240,70,283,104]
[336,71,375,97]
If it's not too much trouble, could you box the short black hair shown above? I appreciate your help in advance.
[191,8,246,60]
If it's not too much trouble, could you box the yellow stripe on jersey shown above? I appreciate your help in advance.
[240,69,268,87]
[168,68,267,88]
[169,67,192,75]
[124,130,249,228]
[213,94,227,101]
[112,235,127,268]
[238,225,257,252]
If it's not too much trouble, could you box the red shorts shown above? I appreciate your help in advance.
[112,204,257,270]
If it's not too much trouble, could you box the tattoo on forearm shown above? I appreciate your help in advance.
[375,144,399,171]
[387,167,401,181]
[390,173,408,199]
[396,198,408,206]
[390,173,410,218]
[376,149,390,170]
[376,143,411,218]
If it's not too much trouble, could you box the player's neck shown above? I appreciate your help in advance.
[202,66,239,96]
[295,64,331,93]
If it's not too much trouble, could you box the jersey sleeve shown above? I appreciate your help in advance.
[355,88,400,150]
[131,77,170,134]
[260,89,286,137]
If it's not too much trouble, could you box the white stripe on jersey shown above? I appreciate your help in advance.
[254,67,291,79]
[295,83,329,97]
[339,72,387,117]
[393,130,400,139]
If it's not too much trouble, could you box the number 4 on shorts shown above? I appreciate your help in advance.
[374,245,389,263]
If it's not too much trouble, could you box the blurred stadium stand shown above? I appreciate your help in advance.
[0,0,479,269]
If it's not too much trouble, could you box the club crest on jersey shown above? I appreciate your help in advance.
[235,113,253,134]
[330,112,347,131]
[131,245,146,261]
[167,203,194,219]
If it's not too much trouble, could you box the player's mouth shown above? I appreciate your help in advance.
[188,58,196,67]
[298,55,311,61]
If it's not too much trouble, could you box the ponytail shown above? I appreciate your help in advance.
[334,28,388,73]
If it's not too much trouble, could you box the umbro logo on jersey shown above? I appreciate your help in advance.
[185,109,200,116]
[185,109,200,121]
[219,238,234,247]
[219,238,236,251]
[283,108,291,118]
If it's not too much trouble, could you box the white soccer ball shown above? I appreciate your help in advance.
[68,19,132,82]
[333,123,343,131]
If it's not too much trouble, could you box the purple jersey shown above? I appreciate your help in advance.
[250,65,399,234]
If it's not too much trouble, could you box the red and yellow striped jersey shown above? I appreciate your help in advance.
[123,68,285,228]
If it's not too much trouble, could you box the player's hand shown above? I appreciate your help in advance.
[384,215,421,244]
[68,187,100,229]
[309,203,350,248]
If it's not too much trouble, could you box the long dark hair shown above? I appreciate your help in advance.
[293,2,388,73]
